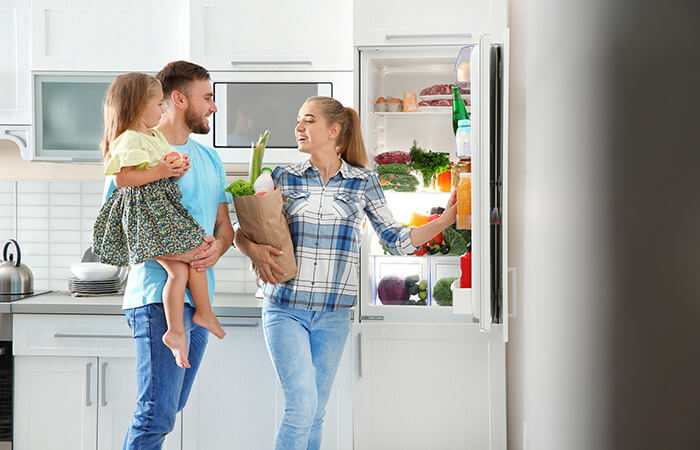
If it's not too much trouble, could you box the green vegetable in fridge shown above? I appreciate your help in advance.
[440,243,451,255]
[224,179,255,197]
[416,299,427,305]
[249,130,270,184]
[405,274,420,286]
[418,290,427,301]
[418,280,427,291]
[409,140,451,187]
[409,284,420,295]
[443,225,469,256]
[375,163,412,175]
[427,245,440,255]
[433,277,458,306]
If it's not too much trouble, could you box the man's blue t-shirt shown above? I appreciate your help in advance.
[102,138,232,310]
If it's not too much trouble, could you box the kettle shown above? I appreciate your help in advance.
[0,239,34,295]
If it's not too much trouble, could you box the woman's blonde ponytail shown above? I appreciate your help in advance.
[305,96,369,169]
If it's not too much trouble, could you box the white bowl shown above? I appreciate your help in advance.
[70,262,119,281]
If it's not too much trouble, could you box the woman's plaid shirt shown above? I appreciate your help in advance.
[263,159,417,311]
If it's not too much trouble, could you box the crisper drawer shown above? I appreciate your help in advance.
[13,314,134,358]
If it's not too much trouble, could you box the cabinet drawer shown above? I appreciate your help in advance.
[13,314,135,357]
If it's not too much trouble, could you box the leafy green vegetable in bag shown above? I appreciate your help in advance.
[224,179,255,197]
[442,226,468,255]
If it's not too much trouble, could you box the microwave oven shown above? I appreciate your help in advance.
[191,71,354,165]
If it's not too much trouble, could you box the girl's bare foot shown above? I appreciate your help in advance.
[193,311,226,339]
[162,330,190,368]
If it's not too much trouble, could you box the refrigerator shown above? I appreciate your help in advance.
[353,31,510,450]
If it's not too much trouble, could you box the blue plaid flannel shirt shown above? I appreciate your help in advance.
[263,158,417,311]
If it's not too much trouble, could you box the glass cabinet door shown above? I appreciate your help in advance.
[34,74,116,161]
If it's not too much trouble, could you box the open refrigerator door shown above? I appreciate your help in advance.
[357,36,508,339]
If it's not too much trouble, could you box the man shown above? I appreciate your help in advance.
[103,61,233,449]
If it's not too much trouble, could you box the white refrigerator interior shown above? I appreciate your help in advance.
[353,34,508,450]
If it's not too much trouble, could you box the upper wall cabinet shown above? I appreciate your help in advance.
[353,0,508,47]
[0,0,31,125]
[31,0,189,71]
[189,0,353,71]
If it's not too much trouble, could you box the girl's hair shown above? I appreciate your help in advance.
[304,96,369,168]
[100,73,162,161]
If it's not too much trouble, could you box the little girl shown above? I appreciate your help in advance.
[93,73,225,368]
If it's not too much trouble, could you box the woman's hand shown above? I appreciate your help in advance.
[408,190,458,247]
[249,243,286,285]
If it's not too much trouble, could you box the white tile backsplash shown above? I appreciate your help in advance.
[49,206,81,218]
[17,217,49,231]
[50,218,81,231]
[0,181,15,193]
[17,230,49,243]
[50,230,80,243]
[49,243,81,256]
[17,181,49,193]
[0,193,14,205]
[49,182,81,193]
[81,194,103,206]
[50,193,81,205]
[1,179,253,293]
[17,193,48,206]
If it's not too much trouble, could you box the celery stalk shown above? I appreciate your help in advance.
[249,130,270,183]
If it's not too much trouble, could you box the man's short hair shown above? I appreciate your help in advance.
[156,61,210,99]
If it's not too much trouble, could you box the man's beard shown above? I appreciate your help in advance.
[185,107,210,134]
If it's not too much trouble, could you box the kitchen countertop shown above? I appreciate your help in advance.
[8,291,265,317]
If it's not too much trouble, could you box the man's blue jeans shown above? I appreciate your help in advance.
[263,299,351,450]
[123,303,208,449]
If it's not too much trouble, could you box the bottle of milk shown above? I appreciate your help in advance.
[455,119,471,159]
[253,168,274,194]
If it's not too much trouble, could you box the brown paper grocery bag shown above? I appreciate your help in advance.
[233,187,297,283]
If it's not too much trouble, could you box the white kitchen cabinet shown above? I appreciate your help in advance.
[14,356,98,450]
[353,323,507,450]
[182,318,278,449]
[189,0,353,71]
[30,0,189,71]
[353,0,507,47]
[0,0,31,124]
[12,314,181,450]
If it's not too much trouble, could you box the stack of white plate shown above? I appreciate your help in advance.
[68,277,121,295]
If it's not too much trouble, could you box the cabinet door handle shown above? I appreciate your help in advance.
[101,362,108,407]
[230,60,312,66]
[221,323,259,328]
[85,362,92,407]
[54,333,132,339]
[384,33,472,40]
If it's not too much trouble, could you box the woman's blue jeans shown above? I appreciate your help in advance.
[123,303,209,449]
[263,299,351,450]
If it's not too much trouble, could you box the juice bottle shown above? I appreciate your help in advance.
[456,172,471,230]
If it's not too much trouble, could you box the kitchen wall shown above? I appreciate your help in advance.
[0,140,257,295]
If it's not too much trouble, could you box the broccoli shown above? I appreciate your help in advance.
[432,277,458,306]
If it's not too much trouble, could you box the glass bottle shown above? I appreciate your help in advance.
[452,85,470,134]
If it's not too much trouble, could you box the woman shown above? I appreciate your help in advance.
[234,96,456,449]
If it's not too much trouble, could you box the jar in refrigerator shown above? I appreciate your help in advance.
[456,172,472,230]
[451,158,471,190]
[455,119,471,159]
